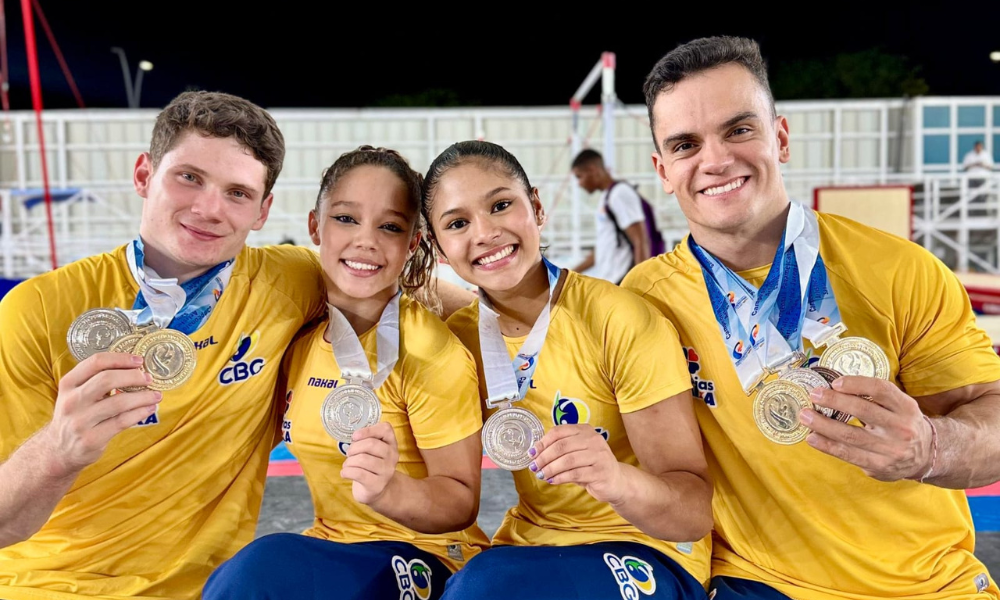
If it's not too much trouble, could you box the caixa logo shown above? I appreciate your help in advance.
[219,332,266,385]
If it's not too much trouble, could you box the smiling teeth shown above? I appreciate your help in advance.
[345,260,380,271]
[704,177,747,196]
[477,245,514,265]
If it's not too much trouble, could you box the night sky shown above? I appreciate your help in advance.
[3,2,1000,111]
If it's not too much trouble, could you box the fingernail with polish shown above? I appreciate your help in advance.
[547,478,554,484]
[528,461,537,473]
[536,470,545,480]
[528,447,536,457]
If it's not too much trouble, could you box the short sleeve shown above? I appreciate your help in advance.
[0,281,59,461]
[403,327,483,449]
[896,251,1000,396]
[607,185,646,229]
[603,291,692,413]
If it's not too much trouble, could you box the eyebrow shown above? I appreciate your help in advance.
[438,186,513,220]
[660,111,761,149]
[175,163,263,198]
[328,200,411,220]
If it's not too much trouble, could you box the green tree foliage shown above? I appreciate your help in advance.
[372,88,479,107]
[771,48,929,100]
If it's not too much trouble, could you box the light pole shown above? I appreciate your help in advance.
[111,47,154,108]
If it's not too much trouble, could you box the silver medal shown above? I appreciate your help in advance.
[482,406,545,471]
[321,381,382,443]
[67,308,134,362]
[779,367,830,392]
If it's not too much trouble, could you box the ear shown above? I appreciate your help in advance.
[651,152,675,195]
[408,229,421,256]
[530,187,547,228]
[308,208,321,245]
[134,152,154,198]
[775,115,791,164]
[426,229,447,262]
[251,193,273,232]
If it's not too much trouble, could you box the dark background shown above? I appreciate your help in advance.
[3,2,1000,110]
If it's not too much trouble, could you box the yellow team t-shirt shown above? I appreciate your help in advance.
[281,294,490,572]
[0,244,325,600]
[447,270,712,587]
[623,211,1000,600]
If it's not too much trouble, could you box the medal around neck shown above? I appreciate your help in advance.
[477,260,562,470]
[67,308,134,361]
[320,295,400,443]
[753,379,813,445]
[482,403,545,471]
[322,379,382,444]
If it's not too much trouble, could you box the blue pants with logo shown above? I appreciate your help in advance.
[203,533,451,600]
[708,576,793,600]
[440,542,707,599]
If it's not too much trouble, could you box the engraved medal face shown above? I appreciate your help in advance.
[810,366,843,384]
[818,337,890,380]
[67,308,133,362]
[321,383,382,443]
[753,379,813,445]
[482,406,545,471]
[132,329,196,391]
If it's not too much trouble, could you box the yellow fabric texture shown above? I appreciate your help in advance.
[281,295,490,572]
[447,270,712,586]
[623,211,1000,600]
[0,244,325,600]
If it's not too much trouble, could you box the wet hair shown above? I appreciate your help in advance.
[643,36,776,149]
[315,146,437,305]
[149,90,285,199]
[421,140,534,238]
[571,148,604,169]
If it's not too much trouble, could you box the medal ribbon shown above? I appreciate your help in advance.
[478,258,561,409]
[689,204,843,393]
[326,291,401,389]
[126,238,234,334]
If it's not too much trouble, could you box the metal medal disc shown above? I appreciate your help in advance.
[321,383,382,443]
[132,329,197,391]
[67,308,134,362]
[810,366,843,384]
[779,367,830,392]
[818,336,890,380]
[482,406,545,471]
[108,332,149,392]
[778,368,848,422]
[753,379,813,445]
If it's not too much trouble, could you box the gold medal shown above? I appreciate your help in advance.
[813,323,890,380]
[132,329,196,391]
[818,337,890,380]
[753,379,813,445]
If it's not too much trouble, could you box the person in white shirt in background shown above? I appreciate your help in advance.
[963,140,995,202]
[571,149,650,284]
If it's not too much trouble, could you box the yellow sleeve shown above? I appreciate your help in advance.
[896,251,1000,396]
[603,292,693,413]
[0,280,58,461]
[403,326,483,450]
[258,245,327,322]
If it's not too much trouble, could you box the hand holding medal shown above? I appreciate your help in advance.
[527,423,624,503]
[341,421,400,505]
[799,375,936,482]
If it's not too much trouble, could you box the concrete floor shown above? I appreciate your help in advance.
[257,471,1000,581]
